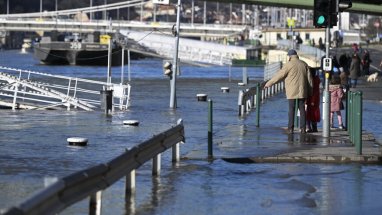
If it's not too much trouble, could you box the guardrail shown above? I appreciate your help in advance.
[0,66,130,110]
[4,119,185,215]
[347,91,363,154]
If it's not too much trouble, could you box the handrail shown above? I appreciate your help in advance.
[0,66,130,110]
[4,119,185,215]
[238,61,285,118]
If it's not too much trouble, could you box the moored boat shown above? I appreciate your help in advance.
[33,33,141,66]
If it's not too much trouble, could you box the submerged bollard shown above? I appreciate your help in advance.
[100,88,113,114]
[123,120,140,126]
[67,137,88,146]
[221,87,230,93]
[208,99,213,158]
[197,93,207,101]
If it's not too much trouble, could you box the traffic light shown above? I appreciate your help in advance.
[314,0,329,28]
[314,0,337,28]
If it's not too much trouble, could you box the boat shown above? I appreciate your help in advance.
[33,32,142,66]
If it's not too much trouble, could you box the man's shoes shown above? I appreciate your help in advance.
[339,125,344,130]
[300,128,306,134]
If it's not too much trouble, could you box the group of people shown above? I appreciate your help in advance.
[264,49,350,134]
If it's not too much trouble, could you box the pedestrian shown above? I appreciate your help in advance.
[339,67,349,93]
[306,67,321,133]
[329,76,345,129]
[264,49,313,134]
[349,53,361,88]
[318,37,324,50]
[361,49,371,76]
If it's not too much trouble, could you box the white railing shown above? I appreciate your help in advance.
[3,120,185,215]
[0,66,130,111]
[121,31,250,66]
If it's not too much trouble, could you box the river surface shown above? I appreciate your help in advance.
[1,50,382,215]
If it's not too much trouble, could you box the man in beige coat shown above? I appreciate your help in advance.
[264,49,313,133]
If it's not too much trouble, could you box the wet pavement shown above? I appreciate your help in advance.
[185,71,382,165]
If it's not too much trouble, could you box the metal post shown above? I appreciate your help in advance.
[128,49,131,82]
[242,67,248,85]
[152,154,161,176]
[104,0,107,21]
[89,191,102,215]
[107,38,112,86]
[242,4,245,24]
[121,47,125,84]
[294,99,299,129]
[172,119,182,163]
[7,0,9,15]
[203,1,206,25]
[170,0,181,109]
[322,26,331,137]
[90,0,93,20]
[191,0,194,25]
[355,92,363,154]
[126,169,136,196]
[256,83,261,127]
[208,99,213,158]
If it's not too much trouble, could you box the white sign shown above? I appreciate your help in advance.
[322,57,332,71]
[153,0,170,4]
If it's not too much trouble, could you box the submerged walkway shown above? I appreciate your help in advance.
[185,57,382,164]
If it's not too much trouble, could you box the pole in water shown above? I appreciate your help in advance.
[208,99,213,158]
[170,0,182,109]
[107,38,112,86]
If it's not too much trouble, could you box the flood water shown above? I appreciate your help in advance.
[1,50,382,215]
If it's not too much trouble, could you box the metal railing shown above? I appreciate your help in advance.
[347,91,363,154]
[238,61,285,120]
[277,40,325,59]
[0,66,130,111]
[4,119,185,215]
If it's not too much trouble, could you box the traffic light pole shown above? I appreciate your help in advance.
[322,25,331,138]
[170,0,181,109]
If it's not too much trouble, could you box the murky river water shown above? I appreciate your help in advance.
[1,50,382,215]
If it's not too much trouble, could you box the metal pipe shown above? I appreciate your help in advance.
[89,191,102,215]
[256,83,261,127]
[152,154,161,176]
[208,99,213,158]
[128,49,131,82]
[322,26,331,137]
[170,0,181,109]
[125,169,136,195]
[121,47,125,84]
[107,38,112,86]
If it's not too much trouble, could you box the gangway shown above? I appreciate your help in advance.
[121,30,259,66]
[0,66,131,111]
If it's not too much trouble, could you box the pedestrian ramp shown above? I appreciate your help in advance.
[0,66,131,111]
[121,30,253,66]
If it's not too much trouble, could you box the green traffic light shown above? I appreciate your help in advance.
[317,15,325,25]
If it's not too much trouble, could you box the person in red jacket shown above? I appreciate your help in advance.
[306,67,321,132]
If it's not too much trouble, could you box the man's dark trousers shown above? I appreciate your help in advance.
[288,99,306,130]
